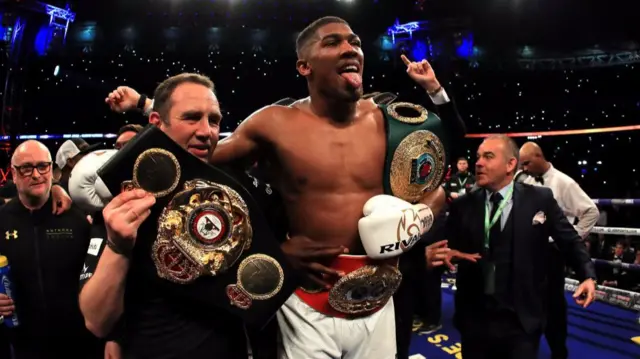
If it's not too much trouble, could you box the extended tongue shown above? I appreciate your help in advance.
[340,72,362,88]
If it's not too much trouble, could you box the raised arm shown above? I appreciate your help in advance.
[210,105,279,166]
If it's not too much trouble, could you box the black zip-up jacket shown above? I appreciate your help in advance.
[0,195,102,358]
[443,172,476,198]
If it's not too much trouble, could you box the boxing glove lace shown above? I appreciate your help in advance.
[68,149,117,213]
[358,195,434,259]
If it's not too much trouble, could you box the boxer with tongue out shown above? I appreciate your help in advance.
[210,16,469,358]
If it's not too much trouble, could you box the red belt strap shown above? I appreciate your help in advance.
[294,255,398,319]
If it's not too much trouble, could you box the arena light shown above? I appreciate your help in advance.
[465,124,640,138]
[0,133,117,142]
[54,65,60,76]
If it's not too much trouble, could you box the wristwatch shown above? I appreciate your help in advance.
[106,238,133,259]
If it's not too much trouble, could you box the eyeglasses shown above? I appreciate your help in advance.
[13,162,52,177]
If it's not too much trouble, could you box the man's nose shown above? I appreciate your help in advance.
[340,42,359,57]
[195,119,211,135]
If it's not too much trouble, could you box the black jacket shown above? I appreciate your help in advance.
[0,195,102,357]
[443,172,476,198]
[446,182,596,334]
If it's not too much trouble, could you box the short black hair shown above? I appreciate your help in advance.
[117,124,144,137]
[296,16,349,58]
[457,157,468,162]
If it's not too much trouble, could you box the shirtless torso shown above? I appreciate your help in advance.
[214,97,385,254]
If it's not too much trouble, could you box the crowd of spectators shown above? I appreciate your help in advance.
[1,49,639,285]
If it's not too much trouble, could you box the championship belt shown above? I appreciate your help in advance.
[97,125,296,327]
[295,255,401,318]
[380,102,449,203]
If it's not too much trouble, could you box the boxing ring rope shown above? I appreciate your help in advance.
[592,259,640,272]
[592,199,640,206]
[564,279,640,313]
[563,198,640,315]
[591,227,640,236]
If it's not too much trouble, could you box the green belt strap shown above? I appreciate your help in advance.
[380,102,450,203]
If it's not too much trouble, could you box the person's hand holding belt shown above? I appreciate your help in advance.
[281,236,348,288]
[103,189,156,258]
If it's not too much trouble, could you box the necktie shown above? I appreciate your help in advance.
[534,176,544,185]
[489,192,504,252]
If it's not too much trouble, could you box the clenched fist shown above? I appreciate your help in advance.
[105,86,141,113]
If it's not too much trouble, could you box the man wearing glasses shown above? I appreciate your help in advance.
[0,140,103,359]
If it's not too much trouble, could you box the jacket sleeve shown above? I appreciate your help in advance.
[433,94,466,161]
[445,199,462,250]
[545,188,596,281]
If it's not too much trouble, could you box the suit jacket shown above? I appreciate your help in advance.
[446,182,596,334]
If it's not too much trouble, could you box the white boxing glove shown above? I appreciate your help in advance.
[358,195,434,259]
[68,149,117,213]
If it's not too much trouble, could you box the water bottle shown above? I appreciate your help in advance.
[0,255,19,327]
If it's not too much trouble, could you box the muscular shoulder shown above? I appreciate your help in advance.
[239,105,297,137]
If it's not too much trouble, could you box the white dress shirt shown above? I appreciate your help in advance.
[428,88,450,105]
[523,163,599,239]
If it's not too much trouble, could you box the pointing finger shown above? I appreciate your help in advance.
[400,54,411,66]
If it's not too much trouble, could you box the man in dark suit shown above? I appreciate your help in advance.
[444,134,596,359]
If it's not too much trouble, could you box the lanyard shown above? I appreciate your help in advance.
[457,176,468,188]
[484,185,514,249]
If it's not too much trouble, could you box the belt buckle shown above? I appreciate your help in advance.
[152,179,253,284]
[328,264,402,315]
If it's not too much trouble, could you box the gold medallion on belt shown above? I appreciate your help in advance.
[328,264,402,315]
[226,254,285,309]
[152,179,253,284]
[387,102,446,203]
[121,148,181,197]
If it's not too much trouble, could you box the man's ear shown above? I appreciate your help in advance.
[149,112,163,128]
[296,59,311,77]
[507,158,518,175]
